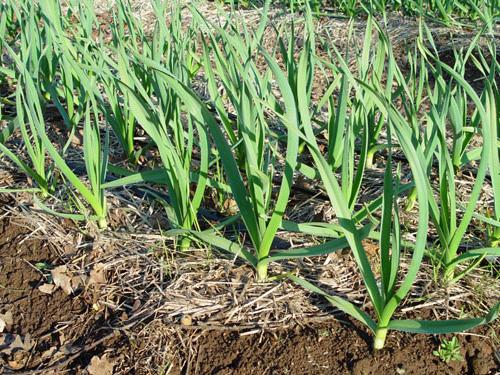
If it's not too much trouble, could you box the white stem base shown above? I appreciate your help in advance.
[373,327,388,350]
[256,263,268,282]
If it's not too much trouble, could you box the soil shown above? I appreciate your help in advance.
[175,321,499,375]
[0,196,128,373]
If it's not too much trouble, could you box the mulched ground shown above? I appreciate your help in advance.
[0,194,498,374]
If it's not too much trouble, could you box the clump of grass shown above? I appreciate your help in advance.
[433,337,464,363]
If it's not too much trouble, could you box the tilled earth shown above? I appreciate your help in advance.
[0,197,127,374]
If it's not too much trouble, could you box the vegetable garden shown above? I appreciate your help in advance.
[0,0,499,373]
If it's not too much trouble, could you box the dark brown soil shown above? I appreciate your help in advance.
[0,217,84,337]
[0,197,127,373]
[183,322,499,375]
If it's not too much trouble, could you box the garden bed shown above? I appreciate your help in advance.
[0,195,498,374]
[1,1,500,374]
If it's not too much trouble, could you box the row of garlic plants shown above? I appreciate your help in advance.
[0,0,498,348]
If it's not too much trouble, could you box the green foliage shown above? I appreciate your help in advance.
[433,337,464,363]
[0,0,498,349]
[233,0,499,25]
